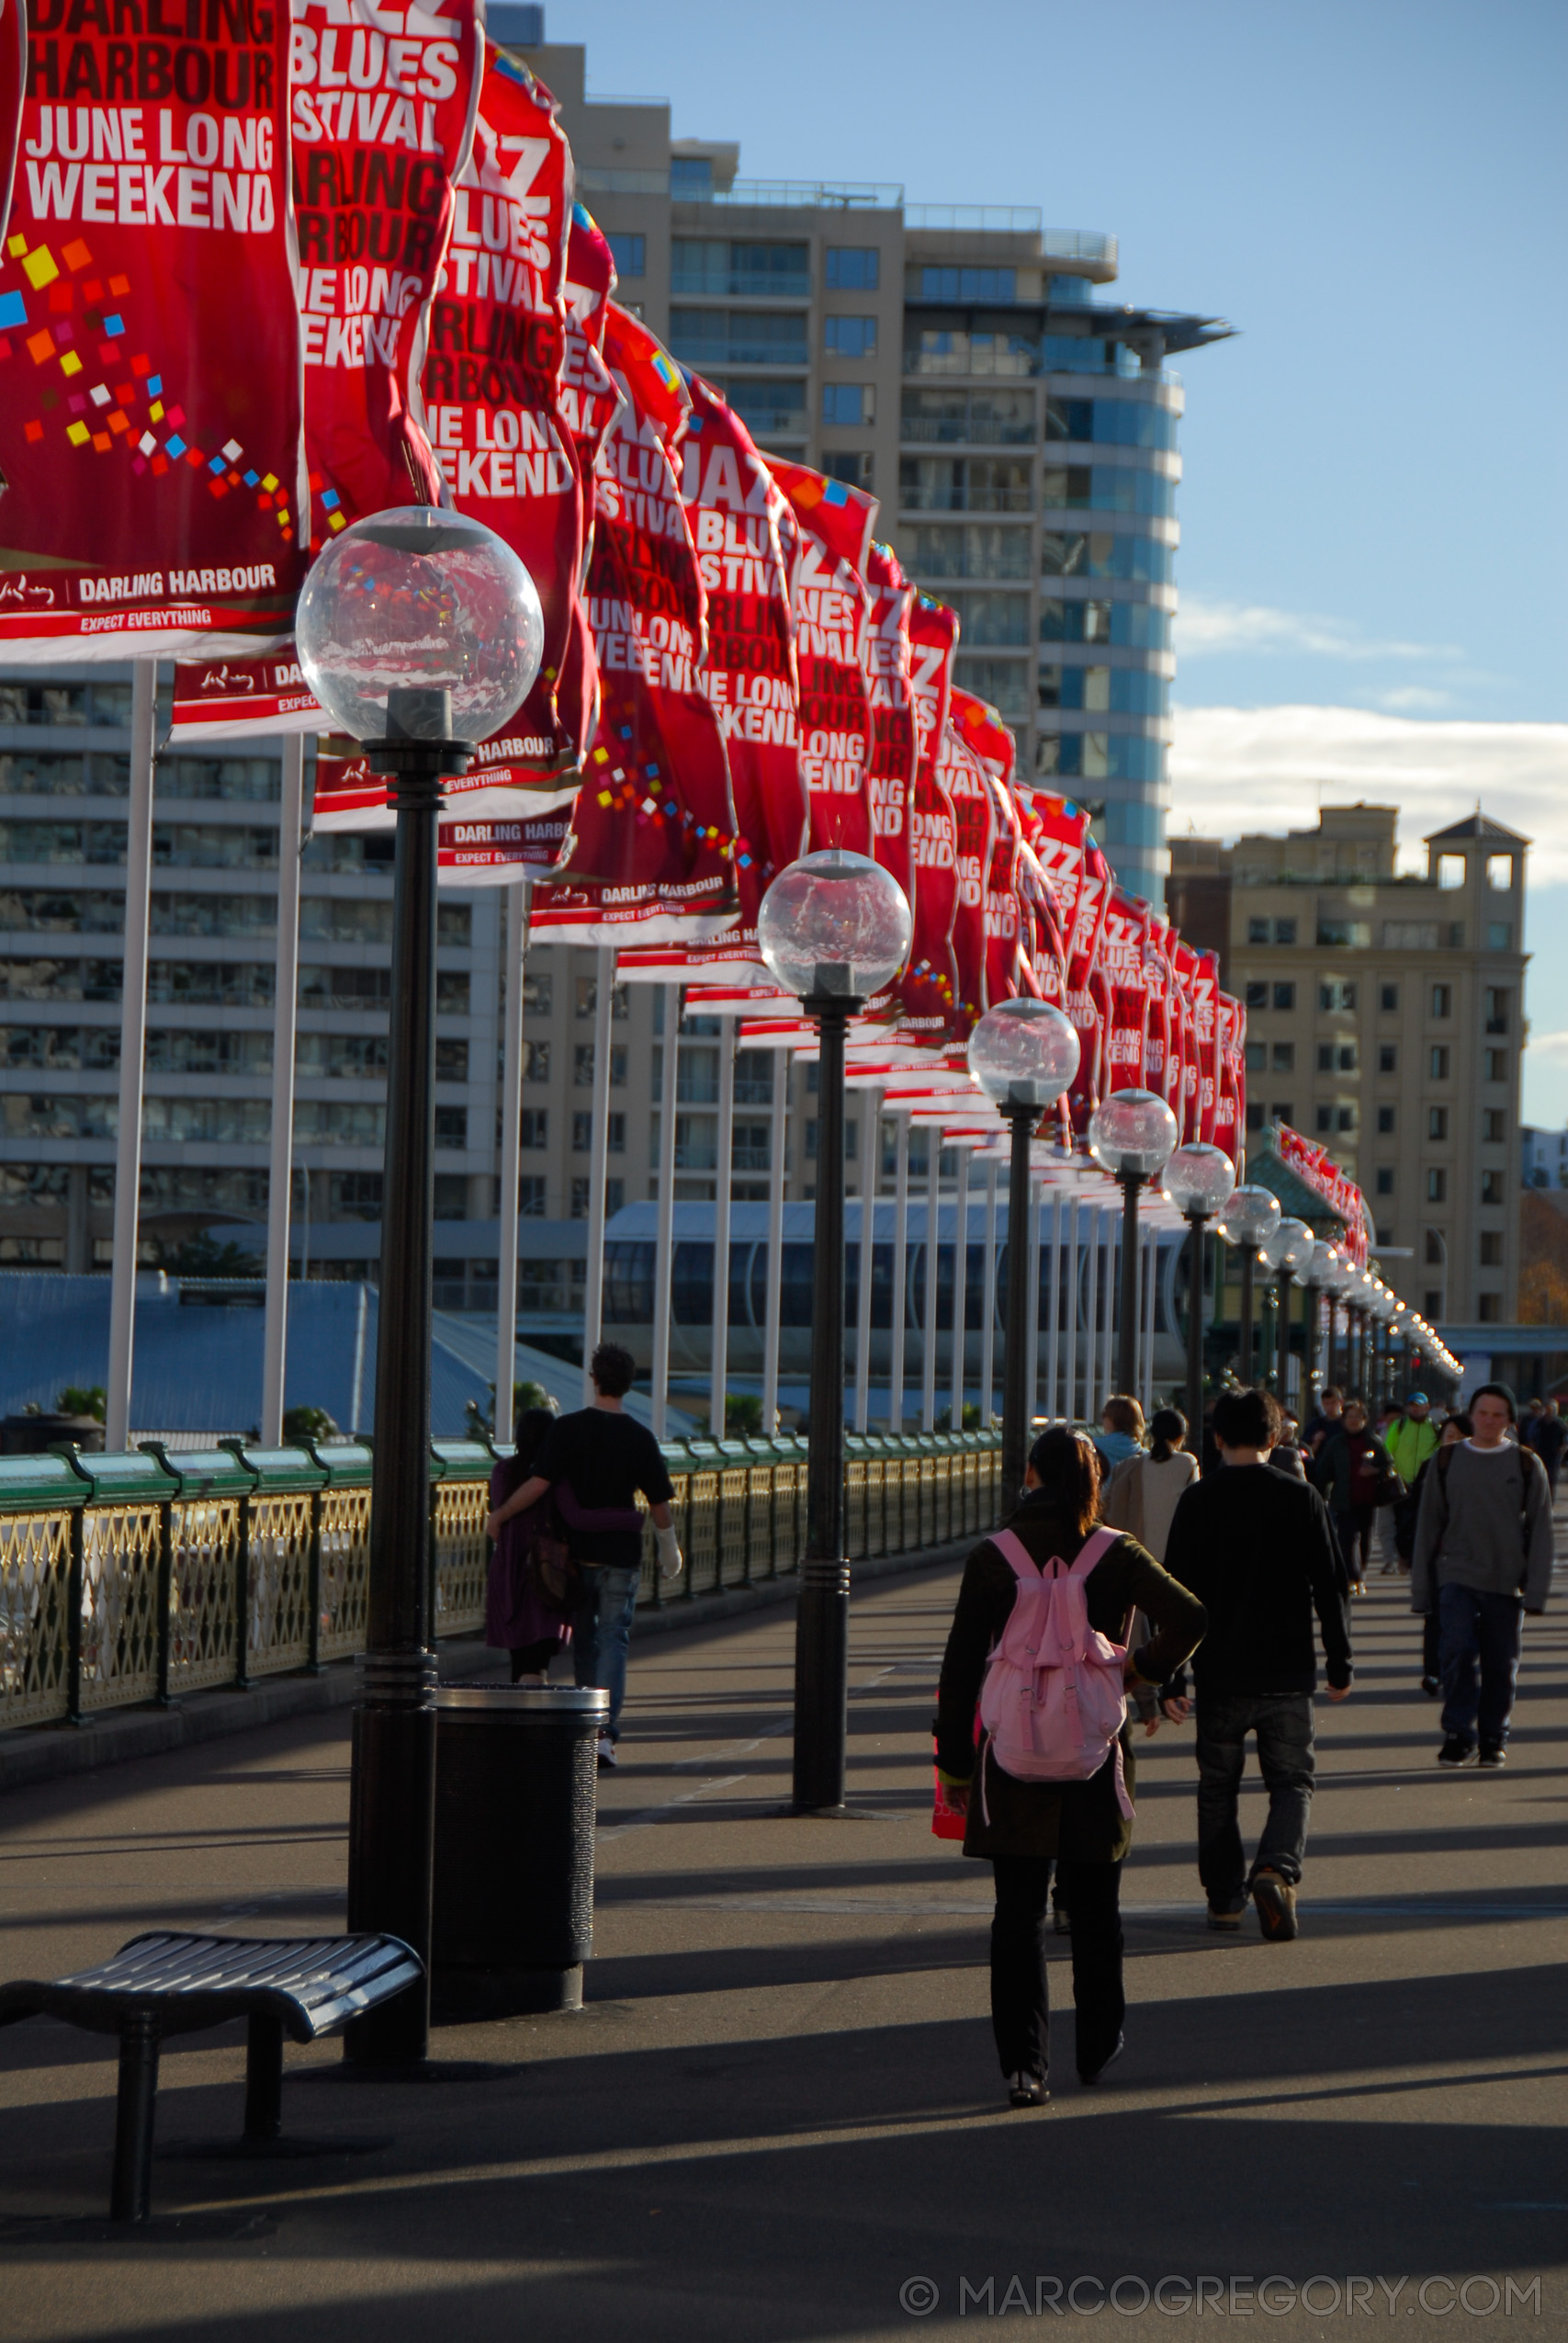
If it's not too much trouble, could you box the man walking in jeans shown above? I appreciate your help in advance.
[1161,1386,1352,1942]
[486,1342,682,1769]
[1411,1381,1552,1769]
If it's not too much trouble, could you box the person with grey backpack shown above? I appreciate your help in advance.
[1410,1382,1553,1768]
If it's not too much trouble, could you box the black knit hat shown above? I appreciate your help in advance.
[1470,1380,1517,1421]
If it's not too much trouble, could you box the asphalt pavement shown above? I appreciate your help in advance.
[0,1540,1563,2340]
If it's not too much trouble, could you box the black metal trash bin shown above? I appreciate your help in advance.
[432,1683,609,2020]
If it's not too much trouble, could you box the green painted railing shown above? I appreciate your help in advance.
[0,1430,1003,1737]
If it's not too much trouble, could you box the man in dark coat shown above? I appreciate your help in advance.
[1161,1385,1351,1943]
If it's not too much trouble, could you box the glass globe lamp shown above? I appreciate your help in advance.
[1216,1183,1280,1252]
[1088,1088,1179,1180]
[966,998,1081,1110]
[1161,1141,1236,1218]
[296,506,544,744]
[1261,1216,1315,1275]
[1306,1240,1339,1287]
[756,849,912,1003]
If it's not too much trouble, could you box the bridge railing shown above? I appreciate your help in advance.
[0,1429,1003,1737]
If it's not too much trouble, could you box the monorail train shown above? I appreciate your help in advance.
[600,1199,1195,1403]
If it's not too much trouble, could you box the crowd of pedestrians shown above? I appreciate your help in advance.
[934,1368,1555,2108]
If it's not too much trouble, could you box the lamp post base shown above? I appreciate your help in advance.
[792,1556,851,1813]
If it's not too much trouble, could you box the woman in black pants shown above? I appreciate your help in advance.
[936,1427,1205,2107]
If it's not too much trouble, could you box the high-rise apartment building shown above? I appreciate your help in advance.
[0,10,1225,1330]
[1168,804,1529,1325]
[509,10,1229,903]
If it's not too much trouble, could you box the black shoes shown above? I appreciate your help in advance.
[1252,1870,1300,1942]
[1420,1674,1441,1697]
[1008,2072,1048,2107]
[1478,1743,1506,1769]
[1206,1905,1244,1931]
[1438,1735,1477,1767]
[1079,2032,1124,2086]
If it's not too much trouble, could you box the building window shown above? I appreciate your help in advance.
[605,232,646,279]
[805,1118,818,1157]
[1271,1042,1294,1071]
[1476,1293,1501,1324]
[570,1178,591,1219]
[434,1107,467,1147]
[1245,981,1267,1011]
[1319,979,1358,1011]
[1423,1289,1443,1317]
[1480,1170,1505,1205]
[1430,983,1452,1018]
[1275,918,1298,945]
[1428,1107,1448,1140]
[1429,1047,1450,1080]
[1378,1106,1395,1134]
[572,1112,592,1151]
[434,1176,468,1218]
[1375,1167,1394,1195]
[1483,1108,1506,1144]
[1427,1169,1447,1203]
[611,1045,627,1088]
[826,246,879,289]
[823,382,874,426]
[519,1110,548,1149]
[1484,987,1509,1034]
[518,1177,547,1217]
[574,1046,594,1087]
[1314,1106,1332,1135]
[1247,918,1296,947]
[576,975,629,1020]
[1484,1048,1507,1082]
[1316,1043,1358,1073]
[913,263,1017,302]
[1273,982,1295,1010]
[1379,1045,1397,1073]
[1479,1231,1504,1266]
[1487,922,1514,951]
[1425,1229,1445,1265]
[824,314,877,357]
[1380,982,1399,1012]
[822,449,874,490]
[1246,1101,1265,1132]
[1245,1041,1265,1074]
[523,1041,550,1082]
[606,1113,626,1154]
[1337,1106,1357,1133]
[1247,919,1269,945]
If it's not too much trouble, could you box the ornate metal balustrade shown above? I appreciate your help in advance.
[0,1429,1003,1737]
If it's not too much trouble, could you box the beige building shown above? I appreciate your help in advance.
[1168,804,1529,1325]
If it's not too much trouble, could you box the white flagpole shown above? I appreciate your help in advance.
[581,945,615,1403]
[1046,1192,1062,1422]
[492,878,528,1443]
[709,1015,736,1438]
[649,982,680,1439]
[1101,1206,1119,1416]
[260,733,304,1445]
[920,1133,941,1432]
[981,1154,998,1427]
[950,1140,969,1432]
[852,1086,880,1433]
[105,659,157,1454]
[761,1044,787,1433]
[1083,1201,1100,1427]
[888,1112,910,1434]
[1140,1224,1156,1415]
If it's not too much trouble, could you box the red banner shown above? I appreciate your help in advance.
[1215,990,1244,1162]
[863,541,917,913]
[530,301,738,945]
[553,206,621,783]
[0,0,305,657]
[1192,948,1221,1145]
[1171,938,1202,1143]
[617,370,804,980]
[1,0,21,245]
[1101,889,1150,1093]
[769,458,876,858]
[169,651,321,741]
[895,597,960,1041]
[417,46,580,775]
[437,802,573,885]
[290,0,481,546]
[1273,1123,1370,1263]
[938,718,993,1028]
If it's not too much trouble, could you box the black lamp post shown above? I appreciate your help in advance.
[1261,1217,1314,1415]
[1087,1090,1179,1399]
[966,1000,1082,1499]
[1162,1144,1236,1441]
[757,850,912,1816]
[1216,1185,1280,1389]
[298,508,544,2063]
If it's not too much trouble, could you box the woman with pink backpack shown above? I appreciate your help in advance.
[935,1425,1206,2108]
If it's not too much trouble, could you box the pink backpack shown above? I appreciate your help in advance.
[977,1525,1133,1821]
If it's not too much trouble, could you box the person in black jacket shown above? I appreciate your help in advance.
[1161,1385,1352,1943]
[936,1427,1206,2107]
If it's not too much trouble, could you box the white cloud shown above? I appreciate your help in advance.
[1173,595,1460,666]
[1366,685,1454,714]
[1168,703,1568,880]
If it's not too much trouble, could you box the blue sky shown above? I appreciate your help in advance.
[555,0,1568,1113]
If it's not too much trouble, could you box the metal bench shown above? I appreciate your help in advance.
[0,1930,423,2222]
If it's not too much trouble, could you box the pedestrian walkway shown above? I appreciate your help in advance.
[0,1550,1564,2337]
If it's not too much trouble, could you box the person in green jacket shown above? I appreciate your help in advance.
[1382,1393,1438,1574]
